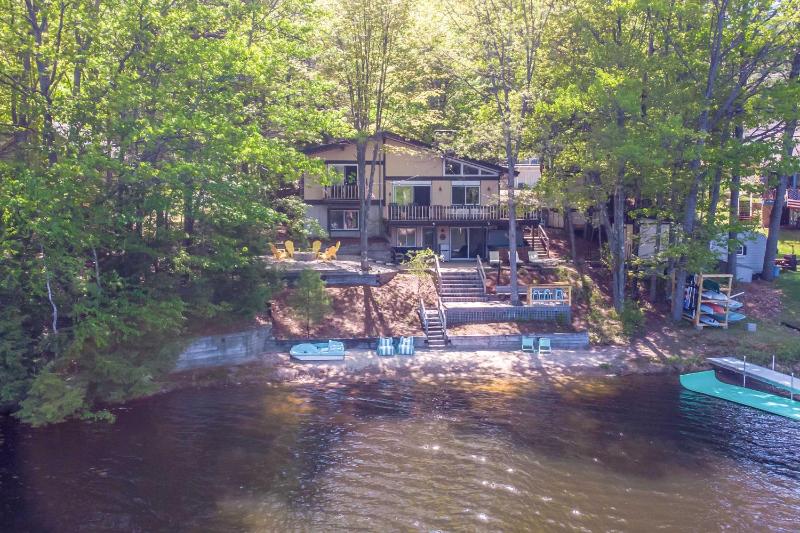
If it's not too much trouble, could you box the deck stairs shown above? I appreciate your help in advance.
[422,309,447,349]
[437,270,487,303]
[523,227,550,257]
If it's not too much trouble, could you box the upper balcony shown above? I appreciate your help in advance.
[387,203,541,224]
[323,184,360,201]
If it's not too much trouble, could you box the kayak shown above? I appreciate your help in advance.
[699,314,721,327]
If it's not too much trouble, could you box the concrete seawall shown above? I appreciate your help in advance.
[174,328,589,371]
[175,327,273,370]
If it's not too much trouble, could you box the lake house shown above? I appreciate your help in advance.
[302,133,540,261]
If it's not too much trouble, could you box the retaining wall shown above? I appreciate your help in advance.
[175,327,272,370]
[446,305,571,325]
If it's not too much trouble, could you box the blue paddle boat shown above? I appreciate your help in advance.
[290,340,346,361]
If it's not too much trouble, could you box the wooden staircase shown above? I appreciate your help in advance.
[437,270,487,303]
[524,226,550,257]
[419,297,448,350]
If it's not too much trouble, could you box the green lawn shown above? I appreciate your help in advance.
[778,229,800,256]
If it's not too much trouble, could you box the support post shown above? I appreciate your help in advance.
[772,355,775,371]
[742,356,747,388]
[792,373,795,402]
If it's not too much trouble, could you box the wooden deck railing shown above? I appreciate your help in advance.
[419,297,429,337]
[434,253,443,293]
[388,203,540,222]
[324,184,360,200]
[537,226,550,257]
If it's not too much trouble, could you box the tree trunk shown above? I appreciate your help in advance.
[503,129,519,305]
[763,51,800,280]
[600,185,626,313]
[564,201,577,262]
[356,139,369,271]
[727,122,744,277]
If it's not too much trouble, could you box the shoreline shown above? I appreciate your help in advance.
[165,346,697,395]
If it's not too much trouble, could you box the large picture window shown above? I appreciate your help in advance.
[397,227,416,247]
[394,185,414,205]
[444,158,498,176]
[392,182,431,205]
[329,164,358,184]
[329,209,359,231]
[452,183,480,205]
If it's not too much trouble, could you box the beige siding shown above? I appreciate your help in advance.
[304,141,382,200]
[384,139,443,176]
[482,180,499,204]
[432,180,450,204]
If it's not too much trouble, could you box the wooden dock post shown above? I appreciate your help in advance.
[792,373,795,402]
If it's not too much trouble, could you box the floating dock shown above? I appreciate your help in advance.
[707,356,800,395]
[681,371,800,421]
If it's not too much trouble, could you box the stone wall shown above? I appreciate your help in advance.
[174,327,272,371]
[446,332,589,350]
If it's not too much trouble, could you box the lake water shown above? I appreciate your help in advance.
[1,371,798,531]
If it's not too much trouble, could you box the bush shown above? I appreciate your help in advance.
[621,299,645,338]
[16,371,87,427]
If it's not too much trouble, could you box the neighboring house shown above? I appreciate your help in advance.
[302,132,540,261]
[515,157,541,188]
[710,232,767,282]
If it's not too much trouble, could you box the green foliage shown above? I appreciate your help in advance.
[16,372,88,427]
[620,299,646,339]
[403,248,438,296]
[286,270,331,337]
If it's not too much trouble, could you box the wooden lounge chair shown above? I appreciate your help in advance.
[311,240,322,258]
[398,336,415,355]
[528,250,539,263]
[489,250,501,267]
[537,337,552,355]
[270,243,287,260]
[521,335,536,352]
[284,240,295,258]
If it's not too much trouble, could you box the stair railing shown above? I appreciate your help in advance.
[537,226,551,257]
[419,297,429,337]
[437,297,448,344]
[434,252,443,293]
[476,255,488,296]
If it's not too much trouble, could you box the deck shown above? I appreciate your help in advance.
[708,357,800,394]
[387,204,541,223]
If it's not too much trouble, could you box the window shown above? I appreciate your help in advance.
[329,209,359,231]
[445,160,461,175]
[452,182,480,205]
[397,227,416,247]
[392,182,431,205]
[394,185,413,205]
[329,164,358,184]
[737,244,748,256]
[445,158,498,176]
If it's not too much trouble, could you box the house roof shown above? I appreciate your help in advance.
[302,131,509,174]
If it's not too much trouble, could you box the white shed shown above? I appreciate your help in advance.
[710,232,767,280]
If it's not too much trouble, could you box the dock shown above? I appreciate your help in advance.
[681,371,800,421]
[708,357,800,394]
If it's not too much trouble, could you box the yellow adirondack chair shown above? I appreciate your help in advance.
[332,241,341,259]
[269,243,286,260]
[311,240,322,258]
[320,246,336,261]
[284,240,295,258]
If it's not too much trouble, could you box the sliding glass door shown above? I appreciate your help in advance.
[450,227,486,259]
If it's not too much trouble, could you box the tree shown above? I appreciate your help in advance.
[436,0,555,305]
[403,248,438,297]
[287,270,332,338]
[322,0,411,271]
[763,50,800,280]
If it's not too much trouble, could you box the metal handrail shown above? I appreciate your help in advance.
[437,297,448,342]
[419,297,429,337]
[434,253,442,293]
[476,255,487,295]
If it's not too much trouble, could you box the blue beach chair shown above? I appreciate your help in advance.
[377,337,395,356]
[521,336,536,352]
[537,337,551,355]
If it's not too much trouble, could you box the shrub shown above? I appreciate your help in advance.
[621,299,645,338]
